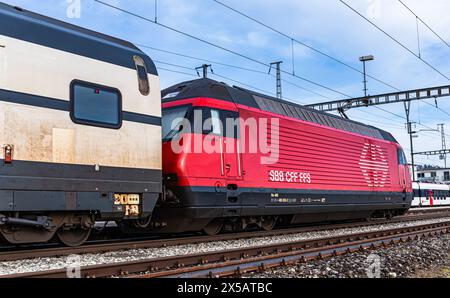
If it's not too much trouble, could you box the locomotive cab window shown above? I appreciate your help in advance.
[397,149,407,165]
[71,81,121,129]
[162,105,191,141]
[221,110,240,139]
[211,109,222,135]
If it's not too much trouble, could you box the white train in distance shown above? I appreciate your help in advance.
[412,182,450,207]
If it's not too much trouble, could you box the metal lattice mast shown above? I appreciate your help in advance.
[404,100,416,178]
[269,61,283,99]
[438,124,447,168]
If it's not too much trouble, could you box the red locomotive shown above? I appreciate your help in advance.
[155,78,413,235]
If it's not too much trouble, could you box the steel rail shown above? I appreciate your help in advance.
[0,210,448,262]
[145,224,449,278]
[3,220,450,278]
[0,209,449,262]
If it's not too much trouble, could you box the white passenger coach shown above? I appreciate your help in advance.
[412,182,450,207]
[0,3,162,246]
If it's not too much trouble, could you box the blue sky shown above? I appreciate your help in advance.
[4,0,450,167]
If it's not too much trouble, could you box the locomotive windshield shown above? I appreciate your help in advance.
[397,148,408,165]
[162,105,191,141]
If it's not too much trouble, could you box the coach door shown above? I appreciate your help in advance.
[428,189,434,206]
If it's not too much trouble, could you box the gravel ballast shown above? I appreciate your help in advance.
[0,217,449,276]
[245,234,450,278]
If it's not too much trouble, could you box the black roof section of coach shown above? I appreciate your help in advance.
[161,78,398,143]
[0,2,157,75]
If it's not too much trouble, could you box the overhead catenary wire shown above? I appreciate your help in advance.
[348,115,407,130]
[96,0,449,141]
[158,60,446,139]
[398,0,450,49]
[212,72,281,99]
[158,63,441,142]
[211,0,450,122]
[374,106,450,139]
[154,60,194,71]
[212,0,401,91]
[156,52,447,114]
[339,0,450,81]
[154,0,157,23]
[94,0,352,98]
[338,0,450,132]
[155,60,303,103]
[141,44,333,100]
[156,60,414,129]
[420,99,450,118]
[350,110,407,128]
[140,44,268,75]
[157,67,199,78]
[416,16,421,58]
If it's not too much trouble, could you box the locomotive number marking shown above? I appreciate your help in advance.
[269,170,311,184]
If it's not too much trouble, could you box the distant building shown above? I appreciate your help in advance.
[415,165,450,183]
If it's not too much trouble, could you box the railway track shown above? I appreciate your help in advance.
[4,220,449,278]
[0,209,449,262]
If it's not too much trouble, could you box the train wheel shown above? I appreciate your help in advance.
[133,216,152,229]
[385,211,394,220]
[57,228,91,247]
[261,217,277,231]
[203,219,223,236]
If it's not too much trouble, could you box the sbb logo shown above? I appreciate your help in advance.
[269,170,311,184]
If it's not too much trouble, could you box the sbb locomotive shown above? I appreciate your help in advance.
[155,79,412,235]
[0,3,413,246]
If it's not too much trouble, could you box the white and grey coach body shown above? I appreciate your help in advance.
[0,3,162,245]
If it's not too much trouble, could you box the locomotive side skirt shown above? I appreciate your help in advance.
[165,186,410,216]
[153,186,411,233]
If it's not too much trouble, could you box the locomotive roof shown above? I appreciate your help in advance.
[162,78,398,143]
[0,2,157,75]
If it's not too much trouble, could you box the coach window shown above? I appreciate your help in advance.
[420,189,427,198]
[133,55,150,96]
[444,172,450,181]
[71,81,121,129]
